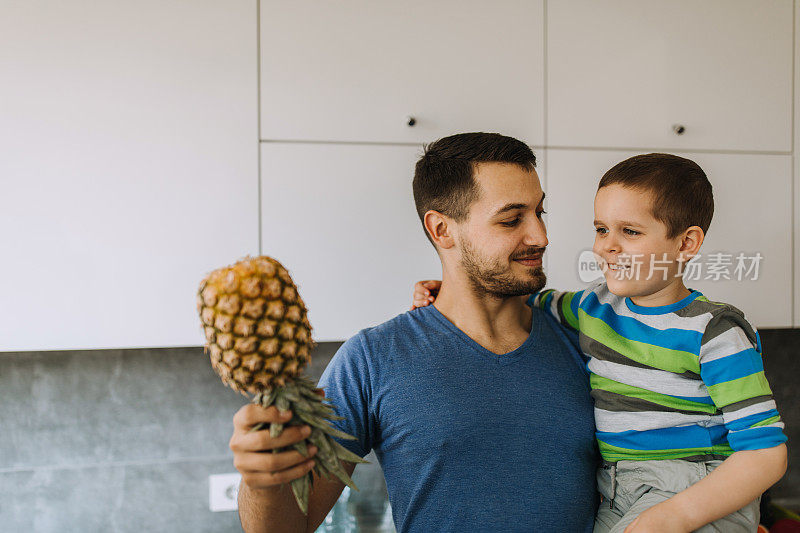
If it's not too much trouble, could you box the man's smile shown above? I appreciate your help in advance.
[513,251,544,267]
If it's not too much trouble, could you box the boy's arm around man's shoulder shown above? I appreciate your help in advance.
[530,286,589,332]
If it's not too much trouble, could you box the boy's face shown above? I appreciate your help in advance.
[592,184,686,298]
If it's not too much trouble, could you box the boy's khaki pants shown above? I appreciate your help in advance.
[594,459,760,533]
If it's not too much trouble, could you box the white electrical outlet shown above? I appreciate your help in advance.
[209,472,241,512]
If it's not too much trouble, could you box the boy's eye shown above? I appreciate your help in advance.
[623,228,640,236]
[595,227,607,235]
[500,218,520,227]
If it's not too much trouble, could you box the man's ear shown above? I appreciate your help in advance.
[677,226,705,262]
[424,210,456,249]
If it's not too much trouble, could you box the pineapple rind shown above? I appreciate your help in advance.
[197,255,314,394]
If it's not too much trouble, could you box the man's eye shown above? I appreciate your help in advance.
[536,210,547,219]
[500,218,520,227]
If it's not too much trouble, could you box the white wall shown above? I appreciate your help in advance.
[2,1,797,351]
[0,1,258,351]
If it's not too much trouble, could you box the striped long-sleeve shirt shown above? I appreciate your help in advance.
[532,281,787,462]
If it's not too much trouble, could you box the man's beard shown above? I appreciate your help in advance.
[459,237,547,298]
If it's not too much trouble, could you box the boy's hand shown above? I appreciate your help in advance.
[624,503,690,533]
[411,280,441,310]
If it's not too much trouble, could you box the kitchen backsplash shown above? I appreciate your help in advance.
[0,330,796,532]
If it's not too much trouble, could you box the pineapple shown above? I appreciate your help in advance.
[197,255,366,514]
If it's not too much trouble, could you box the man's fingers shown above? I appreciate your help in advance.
[234,446,318,474]
[233,403,292,430]
[240,458,317,488]
[232,423,312,452]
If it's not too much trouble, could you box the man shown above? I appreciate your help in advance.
[229,132,598,532]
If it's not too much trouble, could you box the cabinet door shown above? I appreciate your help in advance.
[261,143,441,340]
[796,0,800,327]
[0,1,258,351]
[547,0,793,152]
[545,149,792,328]
[260,0,544,145]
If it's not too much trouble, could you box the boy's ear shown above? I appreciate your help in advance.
[677,226,705,262]
[424,210,456,249]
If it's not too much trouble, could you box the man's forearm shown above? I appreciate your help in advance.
[238,481,307,533]
[663,444,788,530]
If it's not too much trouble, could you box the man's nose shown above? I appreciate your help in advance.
[523,216,548,248]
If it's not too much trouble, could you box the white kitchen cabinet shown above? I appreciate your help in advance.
[544,149,792,329]
[259,0,545,145]
[794,0,800,327]
[547,0,793,152]
[0,1,258,351]
[261,143,442,341]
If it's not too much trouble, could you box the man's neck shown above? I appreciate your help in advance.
[432,276,533,355]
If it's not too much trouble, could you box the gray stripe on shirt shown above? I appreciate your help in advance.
[591,388,721,416]
[721,395,774,413]
[582,334,701,379]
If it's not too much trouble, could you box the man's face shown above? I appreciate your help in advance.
[455,162,548,297]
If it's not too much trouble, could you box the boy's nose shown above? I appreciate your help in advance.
[597,238,620,256]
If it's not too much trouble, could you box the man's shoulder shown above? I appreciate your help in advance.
[337,307,437,359]
[533,306,591,373]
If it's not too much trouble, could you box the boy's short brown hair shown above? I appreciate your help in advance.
[598,153,713,239]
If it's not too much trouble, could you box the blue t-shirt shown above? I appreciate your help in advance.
[318,304,598,533]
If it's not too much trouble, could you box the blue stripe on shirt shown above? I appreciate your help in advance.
[728,426,787,451]
[725,409,781,432]
[579,292,703,353]
[668,394,716,405]
[542,290,555,312]
[570,290,583,322]
[597,424,729,451]
[701,348,765,386]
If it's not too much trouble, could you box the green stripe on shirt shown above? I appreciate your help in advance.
[590,374,718,414]
[579,311,700,374]
[598,440,734,462]
[706,372,773,408]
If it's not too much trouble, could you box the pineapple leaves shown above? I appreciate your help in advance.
[244,374,364,515]
[290,474,310,515]
[294,439,309,457]
[269,422,284,439]
[330,440,369,464]
[275,394,291,412]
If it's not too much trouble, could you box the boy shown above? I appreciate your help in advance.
[412,153,787,532]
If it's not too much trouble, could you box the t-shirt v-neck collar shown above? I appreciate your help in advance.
[424,304,541,366]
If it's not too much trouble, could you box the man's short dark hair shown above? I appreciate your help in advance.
[598,153,714,239]
[412,132,537,246]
